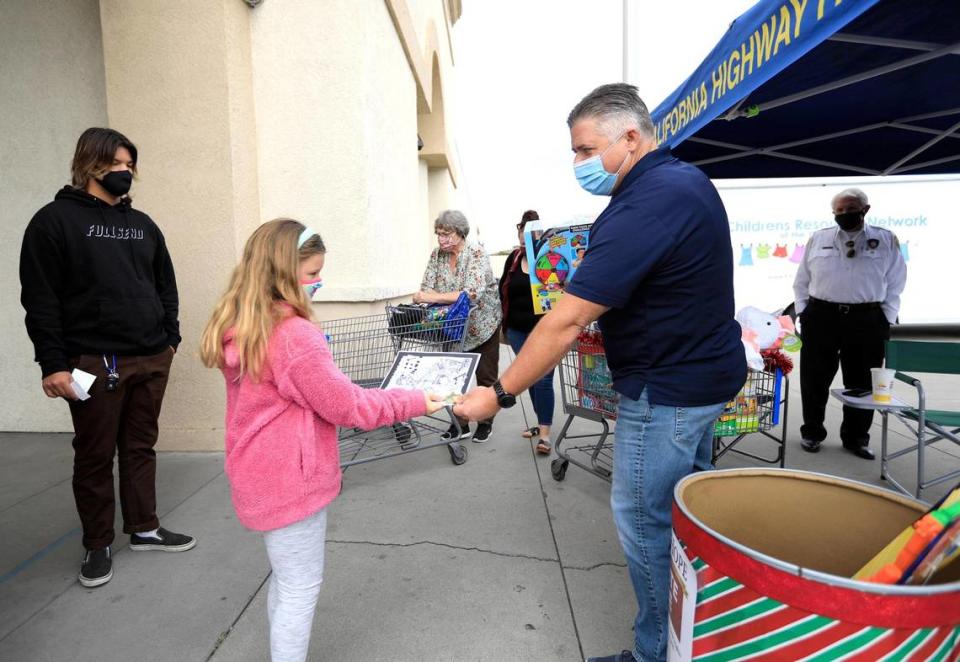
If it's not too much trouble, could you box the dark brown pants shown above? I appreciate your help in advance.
[458,331,500,427]
[68,349,174,549]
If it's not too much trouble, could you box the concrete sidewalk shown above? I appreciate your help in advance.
[2,370,958,662]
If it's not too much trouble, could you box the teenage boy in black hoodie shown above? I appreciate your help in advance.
[20,127,195,588]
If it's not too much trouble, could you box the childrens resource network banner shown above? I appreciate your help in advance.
[719,177,960,324]
[523,220,593,314]
[650,0,882,148]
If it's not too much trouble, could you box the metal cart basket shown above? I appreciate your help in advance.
[322,305,470,467]
[550,329,789,483]
[551,329,617,482]
[712,367,789,468]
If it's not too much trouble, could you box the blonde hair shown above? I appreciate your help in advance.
[200,218,326,381]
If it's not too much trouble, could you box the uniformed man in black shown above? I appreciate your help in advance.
[793,188,907,459]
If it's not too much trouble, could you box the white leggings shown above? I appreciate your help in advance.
[263,508,327,662]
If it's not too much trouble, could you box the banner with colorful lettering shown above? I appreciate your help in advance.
[717,176,960,324]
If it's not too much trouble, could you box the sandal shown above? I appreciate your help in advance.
[536,438,552,454]
[521,426,540,439]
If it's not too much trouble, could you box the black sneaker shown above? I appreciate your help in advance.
[129,527,196,552]
[441,423,471,441]
[79,547,113,588]
[472,423,493,443]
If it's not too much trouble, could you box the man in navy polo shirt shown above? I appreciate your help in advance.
[456,83,745,662]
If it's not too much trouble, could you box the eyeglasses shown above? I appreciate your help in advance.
[845,240,856,258]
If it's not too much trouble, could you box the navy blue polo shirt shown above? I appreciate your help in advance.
[565,147,745,406]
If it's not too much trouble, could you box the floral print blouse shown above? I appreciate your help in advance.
[420,241,502,350]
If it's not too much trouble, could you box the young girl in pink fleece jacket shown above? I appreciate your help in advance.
[200,218,445,662]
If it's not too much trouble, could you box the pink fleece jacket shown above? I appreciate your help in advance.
[220,313,426,531]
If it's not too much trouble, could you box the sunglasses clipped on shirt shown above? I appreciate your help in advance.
[845,240,856,258]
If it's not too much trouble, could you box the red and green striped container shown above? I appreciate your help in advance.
[672,470,960,661]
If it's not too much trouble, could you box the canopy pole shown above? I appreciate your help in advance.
[733,40,960,118]
[690,137,881,175]
[889,122,960,140]
[884,117,960,174]
[891,153,960,175]
[622,0,631,83]
[828,33,960,55]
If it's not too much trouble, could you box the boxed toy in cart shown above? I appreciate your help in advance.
[576,329,619,419]
[523,219,593,315]
[713,368,782,437]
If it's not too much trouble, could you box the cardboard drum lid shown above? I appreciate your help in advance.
[667,469,960,662]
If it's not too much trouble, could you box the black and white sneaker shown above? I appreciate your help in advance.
[129,527,196,552]
[79,547,113,588]
[472,423,493,443]
[440,423,471,441]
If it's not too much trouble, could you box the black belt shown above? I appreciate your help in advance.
[809,297,882,314]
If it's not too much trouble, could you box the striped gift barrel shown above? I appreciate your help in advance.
[671,470,960,661]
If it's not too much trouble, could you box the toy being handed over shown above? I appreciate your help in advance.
[736,306,800,371]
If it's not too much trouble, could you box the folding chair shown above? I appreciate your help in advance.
[881,340,960,500]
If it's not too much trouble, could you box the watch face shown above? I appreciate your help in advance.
[495,381,516,408]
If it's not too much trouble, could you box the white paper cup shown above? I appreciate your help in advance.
[871,367,895,403]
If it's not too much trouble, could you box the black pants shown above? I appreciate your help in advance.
[457,331,500,427]
[68,349,174,549]
[799,301,890,447]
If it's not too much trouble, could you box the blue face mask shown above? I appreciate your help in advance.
[301,279,323,299]
[573,134,627,196]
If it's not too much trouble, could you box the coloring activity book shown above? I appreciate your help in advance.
[380,351,480,403]
[523,220,593,315]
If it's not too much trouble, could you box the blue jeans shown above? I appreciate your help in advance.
[505,327,555,427]
[611,389,725,661]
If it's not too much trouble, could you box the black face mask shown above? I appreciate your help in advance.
[834,210,864,232]
[99,170,133,197]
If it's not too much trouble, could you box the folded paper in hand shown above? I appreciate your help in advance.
[71,369,96,401]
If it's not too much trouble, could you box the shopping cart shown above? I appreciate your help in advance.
[321,305,471,468]
[550,329,790,482]
[550,328,617,482]
[712,367,789,467]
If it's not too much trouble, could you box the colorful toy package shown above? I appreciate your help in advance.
[524,220,593,315]
[714,373,762,436]
[576,329,618,419]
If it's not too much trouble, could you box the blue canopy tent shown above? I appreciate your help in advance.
[650,0,960,179]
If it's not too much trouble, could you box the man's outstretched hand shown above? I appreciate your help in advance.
[453,386,499,422]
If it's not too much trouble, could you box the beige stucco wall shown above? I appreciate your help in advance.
[0,0,109,433]
[2,0,462,449]
[252,0,460,316]
[98,0,260,450]
[251,0,426,304]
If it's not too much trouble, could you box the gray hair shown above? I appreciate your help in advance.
[832,187,869,208]
[567,83,655,139]
[434,209,470,238]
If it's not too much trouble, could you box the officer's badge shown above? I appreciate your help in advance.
[867,238,880,249]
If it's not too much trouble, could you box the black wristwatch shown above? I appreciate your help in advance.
[493,380,517,409]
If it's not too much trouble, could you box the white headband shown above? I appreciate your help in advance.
[297,227,318,249]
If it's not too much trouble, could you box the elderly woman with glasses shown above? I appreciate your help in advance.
[415,210,502,443]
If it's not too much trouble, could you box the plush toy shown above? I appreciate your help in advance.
[736,306,798,371]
